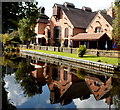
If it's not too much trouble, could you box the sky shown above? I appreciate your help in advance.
[4,73,114,108]
[36,0,114,17]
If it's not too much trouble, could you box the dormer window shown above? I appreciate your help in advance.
[95,27,103,33]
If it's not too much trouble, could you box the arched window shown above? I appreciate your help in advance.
[54,26,61,46]
[54,26,61,38]
[95,27,103,33]
[65,28,69,38]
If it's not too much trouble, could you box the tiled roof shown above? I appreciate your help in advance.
[71,33,109,40]
[100,12,113,25]
[54,3,113,28]
[37,14,49,23]
[37,19,49,23]
[55,4,97,28]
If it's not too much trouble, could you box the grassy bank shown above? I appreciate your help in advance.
[25,49,118,65]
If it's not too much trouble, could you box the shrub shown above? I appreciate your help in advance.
[78,45,87,57]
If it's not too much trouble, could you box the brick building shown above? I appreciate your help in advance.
[44,2,113,49]
[35,7,49,45]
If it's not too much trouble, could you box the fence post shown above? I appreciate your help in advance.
[54,47,55,51]
[71,48,72,53]
[46,46,48,50]
[61,47,63,52]
[58,47,60,52]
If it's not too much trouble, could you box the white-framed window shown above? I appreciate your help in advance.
[95,27,103,33]
[65,28,69,38]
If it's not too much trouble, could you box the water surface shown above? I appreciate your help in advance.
[2,54,120,109]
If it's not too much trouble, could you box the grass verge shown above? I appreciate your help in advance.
[25,49,118,65]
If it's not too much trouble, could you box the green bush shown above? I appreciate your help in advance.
[78,45,87,57]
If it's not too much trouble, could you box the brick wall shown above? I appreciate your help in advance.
[87,12,113,39]
[49,10,85,47]
[38,23,47,35]
[73,28,85,35]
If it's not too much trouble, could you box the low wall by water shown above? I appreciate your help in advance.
[20,52,120,77]
[20,45,120,58]
[20,50,120,73]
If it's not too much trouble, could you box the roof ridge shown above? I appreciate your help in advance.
[53,3,97,28]
[77,33,104,35]
[55,3,97,14]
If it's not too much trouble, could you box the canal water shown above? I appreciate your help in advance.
[2,53,120,109]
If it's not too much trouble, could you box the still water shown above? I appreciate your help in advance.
[2,53,120,109]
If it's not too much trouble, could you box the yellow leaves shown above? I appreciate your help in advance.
[1,33,13,44]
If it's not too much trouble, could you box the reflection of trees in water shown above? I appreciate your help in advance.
[111,78,120,108]
[2,81,16,110]
[2,54,120,108]
[2,56,46,109]
[15,59,44,97]
[2,53,21,110]
[113,95,120,109]
[2,52,21,77]
[2,52,20,68]
[77,68,87,80]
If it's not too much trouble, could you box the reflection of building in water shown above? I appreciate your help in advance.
[43,64,91,105]
[29,60,114,106]
[85,75,113,105]
[44,63,114,106]
[31,61,45,79]
[30,60,47,94]
[30,61,49,80]
[85,76,112,100]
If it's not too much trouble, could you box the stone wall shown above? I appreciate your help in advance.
[19,45,119,58]
[86,49,119,58]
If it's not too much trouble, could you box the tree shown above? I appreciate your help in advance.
[2,33,13,46]
[9,31,21,44]
[112,0,120,40]
[2,2,39,34]
[111,78,120,109]
[18,18,37,44]
[78,45,87,57]
[15,59,44,97]
[18,2,39,44]
[2,31,21,46]
[2,2,24,33]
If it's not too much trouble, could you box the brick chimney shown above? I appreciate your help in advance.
[40,6,45,14]
[107,2,114,17]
